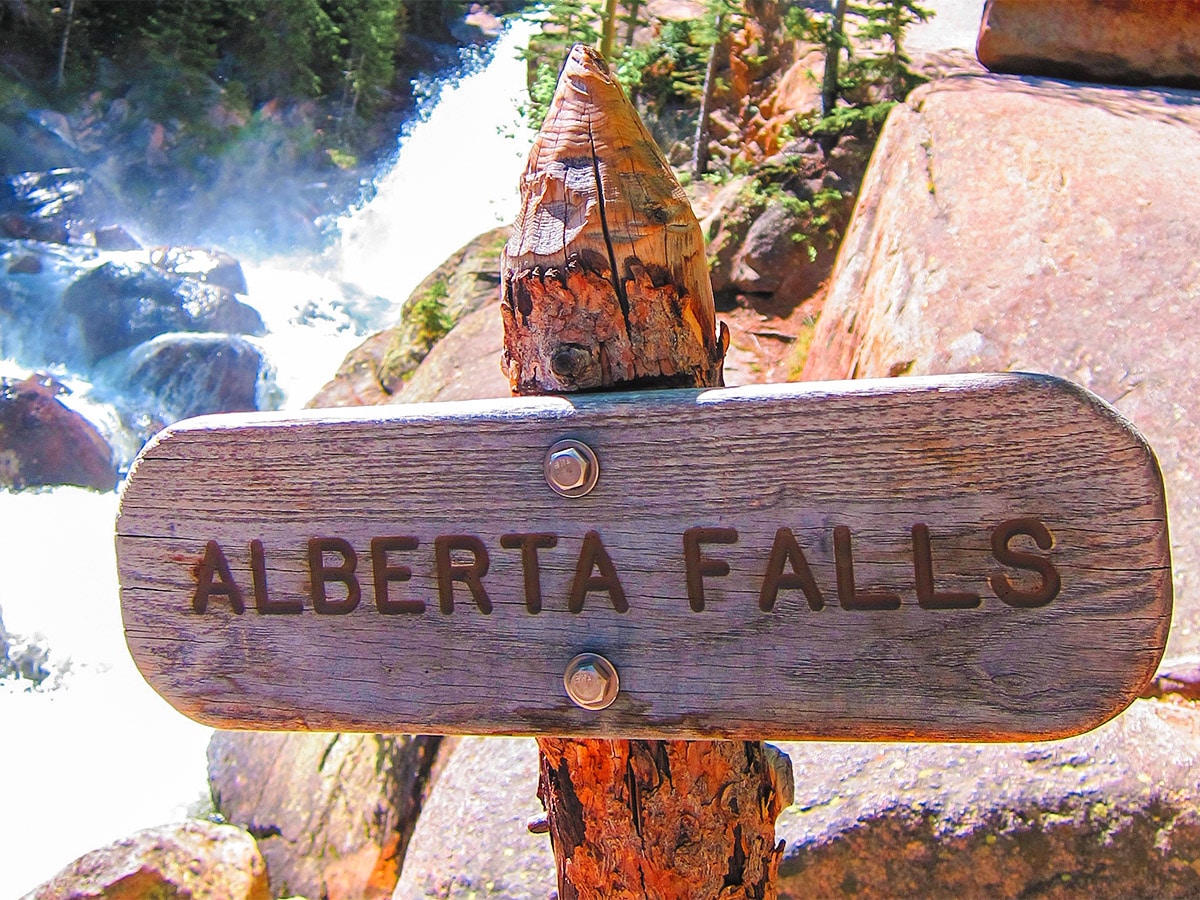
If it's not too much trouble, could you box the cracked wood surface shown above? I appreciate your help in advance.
[501,44,726,394]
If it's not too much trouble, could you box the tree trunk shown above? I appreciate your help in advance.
[502,44,725,394]
[501,44,791,899]
[55,0,76,91]
[600,0,619,60]
[692,14,724,180]
[821,0,847,117]
[625,0,641,46]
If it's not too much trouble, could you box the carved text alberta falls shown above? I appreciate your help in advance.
[191,516,1061,617]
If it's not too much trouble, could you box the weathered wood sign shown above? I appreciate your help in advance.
[116,372,1171,741]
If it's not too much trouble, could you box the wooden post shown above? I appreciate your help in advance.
[501,44,789,899]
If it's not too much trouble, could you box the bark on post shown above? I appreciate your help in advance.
[500,45,791,899]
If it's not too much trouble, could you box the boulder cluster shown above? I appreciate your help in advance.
[0,168,275,489]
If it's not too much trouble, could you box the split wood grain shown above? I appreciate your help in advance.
[500,45,727,394]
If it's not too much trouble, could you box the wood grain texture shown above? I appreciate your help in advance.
[500,44,725,393]
[116,373,1171,741]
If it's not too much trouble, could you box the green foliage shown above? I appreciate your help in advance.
[793,99,895,139]
[786,313,819,380]
[379,278,455,388]
[513,0,602,128]
[732,157,855,264]
[407,280,454,349]
[850,0,935,97]
[616,20,708,105]
[5,0,408,116]
[513,1,721,128]
[786,0,932,115]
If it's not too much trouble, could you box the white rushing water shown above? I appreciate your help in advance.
[249,20,535,406]
[0,23,534,896]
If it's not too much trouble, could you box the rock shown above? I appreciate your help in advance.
[699,175,755,304]
[306,330,396,408]
[23,819,270,900]
[113,332,272,424]
[63,260,264,363]
[0,374,116,492]
[0,118,80,175]
[0,212,68,244]
[393,737,555,900]
[0,602,52,686]
[93,224,142,251]
[208,731,444,900]
[452,3,504,42]
[308,226,508,407]
[730,198,837,303]
[390,301,509,404]
[801,73,1200,660]
[0,168,89,243]
[7,253,42,275]
[150,246,248,294]
[1144,657,1200,702]
[380,641,1200,898]
[775,701,1200,899]
[977,0,1200,88]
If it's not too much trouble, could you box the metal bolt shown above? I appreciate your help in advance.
[544,439,599,498]
[564,652,619,710]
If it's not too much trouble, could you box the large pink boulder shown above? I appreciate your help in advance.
[803,72,1200,660]
[977,0,1200,88]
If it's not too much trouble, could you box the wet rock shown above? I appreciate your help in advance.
[63,260,264,363]
[977,0,1200,88]
[0,118,80,175]
[7,253,42,275]
[0,212,68,244]
[0,602,52,686]
[393,737,555,900]
[22,819,270,900]
[150,245,248,294]
[309,226,508,407]
[111,332,273,424]
[0,168,90,243]
[93,224,142,251]
[0,373,116,492]
[801,74,1200,660]
[209,731,443,900]
[775,702,1200,899]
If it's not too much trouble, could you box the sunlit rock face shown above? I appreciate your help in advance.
[977,0,1200,88]
[24,820,270,900]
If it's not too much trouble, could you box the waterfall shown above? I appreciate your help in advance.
[0,22,534,897]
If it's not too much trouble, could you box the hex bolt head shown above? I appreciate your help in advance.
[564,652,619,710]
[548,447,588,490]
[544,439,599,498]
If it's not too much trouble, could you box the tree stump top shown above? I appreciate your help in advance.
[501,45,724,394]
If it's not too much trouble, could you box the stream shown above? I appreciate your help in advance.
[0,22,534,896]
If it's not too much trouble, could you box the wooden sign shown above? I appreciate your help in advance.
[116,373,1171,741]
